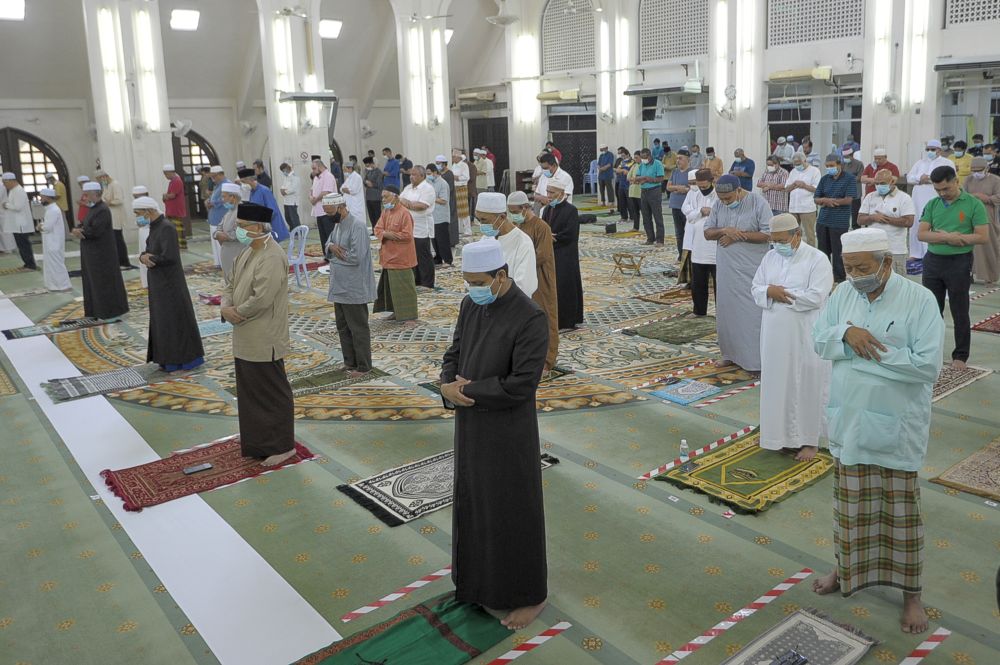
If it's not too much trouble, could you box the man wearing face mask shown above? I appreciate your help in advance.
[614,147,633,224]
[426,164,453,268]
[785,152,822,246]
[278,162,300,231]
[542,181,584,330]
[859,148,900,197]
[478,192,536,298]
[508,191,558,371]
[597,145,615,208]
[399,165,437,288]
[70,181,129,320]
[703,147,724,179]
[373,185,419,321]
[906,139,954,259]
[534,153,574,208]
[207,166,230,265]
[949,140,973,186]
[215,183,246,282]
[752,214,833,462]
[811,227,944,636]
[688,144,703,170]
[635,148,666,246]
[814,154,857,282]
[858,169,915,275]
[918,165,991,369]
[969,134,985,157]
[839,148,864,229]
[965,157,1000,284]
[36,187,72,292]
[681,169,719,317]
[135,196,204,373]
[439,237,550,633]
[729,148,756,191]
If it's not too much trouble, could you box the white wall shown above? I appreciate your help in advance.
[366,103,405,160]
[168,101,240,173]
[0,101,96,185]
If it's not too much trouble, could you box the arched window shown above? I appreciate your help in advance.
[639,0,710,64]
[172,129,219,219]
[0,127,70,197]
[541,0,596,74]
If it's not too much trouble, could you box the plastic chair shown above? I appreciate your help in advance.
[583,159,598,193]
[287,225,311,288]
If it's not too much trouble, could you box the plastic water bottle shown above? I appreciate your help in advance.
[679,438,690,459]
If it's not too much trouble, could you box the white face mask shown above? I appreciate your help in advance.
[766,165,777,173]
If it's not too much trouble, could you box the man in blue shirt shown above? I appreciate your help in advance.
[814,154,856,282]
[666,149,691,259]
[238,168,289,242]
[597,144,615,208]
[729,148,756,190]
[636,148,666,245]
[651,138,665,161]
[382,148,401,190]
[206,166,229,266]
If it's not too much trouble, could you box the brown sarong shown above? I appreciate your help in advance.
[374,269,419,321]
[234,357,295,458]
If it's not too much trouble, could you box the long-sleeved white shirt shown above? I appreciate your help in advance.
[1,184,34,233]
[451,160,470,186]
[497,226,538,297]
[280,171,300,206]
[680,187,718,264]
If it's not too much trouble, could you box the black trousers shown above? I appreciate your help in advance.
[670,207,686,259]
[640,188,665,243]
[334,302,372,372]
[850,198,862,229]
[284,205,300,230]
[817,224,847,281]
[598,179,615,204]
[13,232,36,269]
[317,214,336,251]
[691,262,716,316]
[113,229,132,267]
[432,223,453,266]
[922,251,973,362]
[413,237,435,288]
[616,184,630,219]
[629,197,641,229]
[366,199,382,231]
[234,357,294,458]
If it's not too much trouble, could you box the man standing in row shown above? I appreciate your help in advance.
[400,166,437,289]
[857,169,914,275]
[478,192,537,298]
[452,150,472,238]
[859,148,900,197]
[666,149,691,259]
[279,163,300,231]
[814,154,857,282]
[427,163,453,268]
[74,181,129,320]
[45,172,71,231]
[967,157,1000,284]
[1,173,37,271]
[253,159,272,189]
[597,144,615,208]
[97,169,134,270]
[785,152,822,246]
[543,181,583,331]
[162,164,189,249]
[635,148,665,246]
[362,157,384,233]
[382,148,401,190]
[840,147,865,228]
[373,185,419,322]
[906,139,954,260]
[239,168,289,242]
[37,187,72,292]
[339,162,366,229]
[310,158,338,249]
[207,166,230,266]
[436,155,460,247]
[729,148,755,191]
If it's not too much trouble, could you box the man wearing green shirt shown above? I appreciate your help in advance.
[917,165,991,368]
[636,148,666,245]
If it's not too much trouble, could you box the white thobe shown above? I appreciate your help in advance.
[496,227,538,297]
[0,186,15,251]
[452,160,472,235]
[2,185,34,234]
[138,222,151,288]
[681,188,719,263]
[752,244,833,450]
[340,171,366,224]
[40,203,71,291]
[906,156,954,258]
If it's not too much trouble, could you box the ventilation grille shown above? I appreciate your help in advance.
[639,0,710,63]
[767,0,865,48]
[946,0,1000,26]
[542,0,596,73]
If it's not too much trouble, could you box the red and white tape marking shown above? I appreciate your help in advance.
[613,312,682,334]
[631,361,715,390]
[972,312,1000,329]
[692,381,760,409]
[339,565,452,623]
[637,426,757,480]
[971,285,1000,301]
[655,569,812,664]
[898,627,951,664]
[486,622,573,664]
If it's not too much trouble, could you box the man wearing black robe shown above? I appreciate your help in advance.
[440,238,549,631]
[135,197,204,372]
[436,156,460,247]
[541,182,584,330]
[72,184,129,320]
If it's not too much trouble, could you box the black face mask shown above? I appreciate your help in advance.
[699,186,714,195]
[331,212,342,224]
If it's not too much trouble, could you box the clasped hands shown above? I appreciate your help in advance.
[717,227,747,247]
[843,321,887,361]
[441,375,475,407]
[221,306,246,325]
[326,242,347,260]
[766,285,795,304]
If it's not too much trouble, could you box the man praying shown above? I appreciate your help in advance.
[478,192,537,298]
[542,181,583,331]
[373,185,419,322]
[73,181,129,320]
[37,187,72,292]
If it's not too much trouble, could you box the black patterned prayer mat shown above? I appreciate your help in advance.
[3,317,120,340]
[41,363,199,402]
[720,609,876,665]
[337,450,560,526]
[227,365,389,398]
[418,367,572,396]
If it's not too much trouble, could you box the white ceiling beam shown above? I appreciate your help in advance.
[236,35,262,119]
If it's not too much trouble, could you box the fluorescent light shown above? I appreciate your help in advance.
[713,0,728,110]
[169,9,199,31]
[871,0,893,104]
[445,28,454,45]
[431,29,446,125]
[273,17,296,129]
[512,34,540,125]
[599,20,610,115]
[135,10,161,131]
[318,19,342,39]
[97,8,124,133]
[615,16,630,120]
[0,0,25,21]
[736,0,755,110]
[408,27,425,126]
[907,0,929,105]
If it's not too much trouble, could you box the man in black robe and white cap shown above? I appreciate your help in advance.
[541,180,584,330]
[440,237,549,631]
[72,181,129,320]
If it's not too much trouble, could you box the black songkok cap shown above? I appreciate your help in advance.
[237,202,272,223]
[237,168,256,179]
[383,184,400,195]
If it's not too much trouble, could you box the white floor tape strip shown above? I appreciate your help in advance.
[0,294,341,665]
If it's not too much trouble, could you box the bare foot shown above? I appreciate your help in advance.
[901,593,928,634]
[500,601,547,631]
[387,314,397,321]
[951,359,968,370]
[714,359,734,368]
[261,449,297,467]
[795,446,818,462]
[812,570,840,595]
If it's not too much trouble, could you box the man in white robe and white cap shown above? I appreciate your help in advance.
[476,192,537,297]
[1,172,37,270]
[752,213,834,460]
[0,174,14,254]
[906,139,955,259]
[132,185,149,199]
[338,161,366,225]
[37,187,72,291]
[131,186,154,287]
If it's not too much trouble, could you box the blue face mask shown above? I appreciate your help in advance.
[383,202,394,210]
[875,184,891,196]
[826,167,839,176]
[235,227,265,245]
[427,175,436,182]
[510,212,525,224]
[223,202,236,210]
[926,150,938,159]
[726,200,740,210]
[795,164,806,171]
[549,197,562,208]
[954,151,965,158]
[773,241,795,257]
[135,215,150,227]
[842,156,851,163]
[479,223,499,237]
[466,277,498,305]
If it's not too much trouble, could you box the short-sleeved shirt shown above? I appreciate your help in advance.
[859,189,915,255]
[860,161,900,195]
[164,175,187,218]
[920,190,989,256]
[400,181,437,239]
[814,172,856,229]
[383,158,401,190]
[667,167,689,208]
[729,158,756,190]
[310,169,337,217]
[597,151,615,181]
[637,159,665,189]
[785,165,821,213]
[430,176,450,225]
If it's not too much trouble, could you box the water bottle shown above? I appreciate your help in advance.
[679,438,690,459]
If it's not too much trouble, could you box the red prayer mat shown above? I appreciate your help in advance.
[289,261,325,274]
[971,312,1000,334]
[100,436,315,512]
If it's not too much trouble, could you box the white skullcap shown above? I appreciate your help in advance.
[132,185,149,195]
[507,191,530,206]
[39,187,56,197]
[162,163,175,172]
[221,182,242,195]
[131,196,162,213]
[1,172,16,180]
[776,137,786,144]
[209,165,224,174]
[687,169,699,180]
[322,193,345,206]
[77,175,90,183]
[926,139,942,149]
[83,181,102,192]
[873,148,888,157]
[769,213,798,233]
[786,135,794,141]
[462,238,506,273]
[235,160,246,168]
[435,154,448,163]
[841,228,890,254]
[45,171,55,178]
[475,191,507,214]
[473,148,484,155]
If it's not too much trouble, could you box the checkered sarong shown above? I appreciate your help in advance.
[833,461,923,595]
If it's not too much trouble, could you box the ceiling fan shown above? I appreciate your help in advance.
[486,0,519,26]
[407,12,452,23]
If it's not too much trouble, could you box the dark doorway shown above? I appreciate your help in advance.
[549,114,597,195]
[0,127,70,199]
[172,129,219,219]
[467,117,509,193]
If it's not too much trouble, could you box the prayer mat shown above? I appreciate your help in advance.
[932,363,992,401]
[197,293,221,305]
[288,366,388,397]
[931,436,1000,501]
[0,266,31,276]
[338,450,558,526]
[655,429,833,513]
[2,317,119,340]
[609,230,643,238]
[720,609,875,665]
[971,312,1000,334]
[289,261,325,274]
[419,367,571,397]
[623,315,717,345]
[650,378,721,405]
[1,287,51,299]
[197,320,233,338]
[42,367,147,402]
[906,257,922,275]
[292,593,509,665]
[0,366,16,396]
[100,436,315,512]
[634,287,692,305]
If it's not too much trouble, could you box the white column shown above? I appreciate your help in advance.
[898,0,944,166]
[388,0,453,164]
[596,0,641,154]
[504,0,545,173]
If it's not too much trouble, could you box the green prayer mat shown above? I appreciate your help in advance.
[655,430,834,513]
[419,366,572,396]
[227,366,387,398]
[292,594,510,665]
[624,315,717,345]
